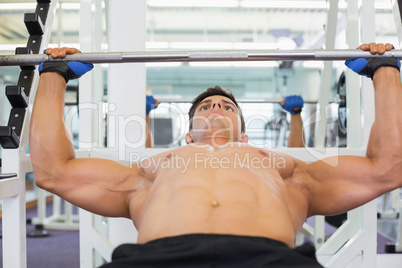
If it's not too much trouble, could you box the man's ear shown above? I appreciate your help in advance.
[185,132,193,144]
[240,133,248,143]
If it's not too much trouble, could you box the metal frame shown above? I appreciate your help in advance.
[78,0,147,267]
[0,1,58,267]
[304,1,378,267]
[390,189,402,252]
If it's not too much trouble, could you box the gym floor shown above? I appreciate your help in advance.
[0,202,80,268]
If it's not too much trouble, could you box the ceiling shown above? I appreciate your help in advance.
[0,0,397,54]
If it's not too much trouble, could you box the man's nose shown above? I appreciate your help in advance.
[211,100,222,110]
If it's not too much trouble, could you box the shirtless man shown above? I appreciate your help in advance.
[29,43,402,267]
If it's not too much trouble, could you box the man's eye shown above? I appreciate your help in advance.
[225,106,233,111]
[200,106,209,111]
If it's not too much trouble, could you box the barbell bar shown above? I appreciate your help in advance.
[0,49,402,66]
[157,97,338,104]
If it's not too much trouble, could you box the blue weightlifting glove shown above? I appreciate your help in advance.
[345,48,400,79]
[38,51,94,83]
[280,95,303,115]
[146,95,159,114]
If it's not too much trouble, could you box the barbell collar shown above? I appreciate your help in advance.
[1,49,402,66]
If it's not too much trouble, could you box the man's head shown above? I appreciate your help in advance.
[186,86,247,144]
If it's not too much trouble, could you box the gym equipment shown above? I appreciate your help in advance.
[0,173,18,179]
[0,1,57,267]
[0,46,379,149]
[337,72,347,139]
[0,49,401,66]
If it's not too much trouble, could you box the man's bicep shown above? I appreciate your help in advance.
[303,155,376,216]
[36,157,145,218]
[305,155,373,183]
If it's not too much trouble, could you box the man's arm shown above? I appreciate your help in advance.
[145,95,159,148]
[29,48,146,218]
[287,114,305,147]
[146,114,153,148]
[280,95,305,147]
[300,43,402,217]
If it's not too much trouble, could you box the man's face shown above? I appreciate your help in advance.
[187,95,245,144]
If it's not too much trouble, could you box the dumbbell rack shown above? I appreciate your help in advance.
[0,1,58,267]
[0,2,54,149]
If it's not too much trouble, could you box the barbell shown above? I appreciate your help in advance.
[157,97,338,104]
[0,49,402,66]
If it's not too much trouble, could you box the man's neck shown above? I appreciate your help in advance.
[190,135,246,149]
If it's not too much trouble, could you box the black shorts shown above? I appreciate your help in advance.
[100,234,324,268]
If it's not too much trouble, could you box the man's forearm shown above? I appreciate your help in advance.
[288,114,305,147]
[29,72,76,177]
[145,114,153,148]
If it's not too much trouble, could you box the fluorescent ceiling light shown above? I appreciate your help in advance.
[146,42,170,49]
[189,62,233,67]
[148,0,239,8]
[146,62,182,67]
[276,37,297,50]
[236,40,296,50]
[170,42,232,49]
[0,44,26,51]
[375,2,392,10]
[189,61,278,67]
[302,61,324,68]
[146,42,298,51]
[302,60,342,69]
[60,3,81,10]
[0,3,82,10]
[0,43,78,52]
[233,42,278,49]
[101,43,109,50]
[0,3,37,10]
[241,1,391,10]
[232,61,279,67]
[241,1,327,9]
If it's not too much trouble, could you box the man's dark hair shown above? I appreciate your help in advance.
[188,86,246,133]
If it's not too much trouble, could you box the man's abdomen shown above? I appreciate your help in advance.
[135,165,297,246]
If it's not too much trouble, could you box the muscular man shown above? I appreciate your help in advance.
[29,43,402,267]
